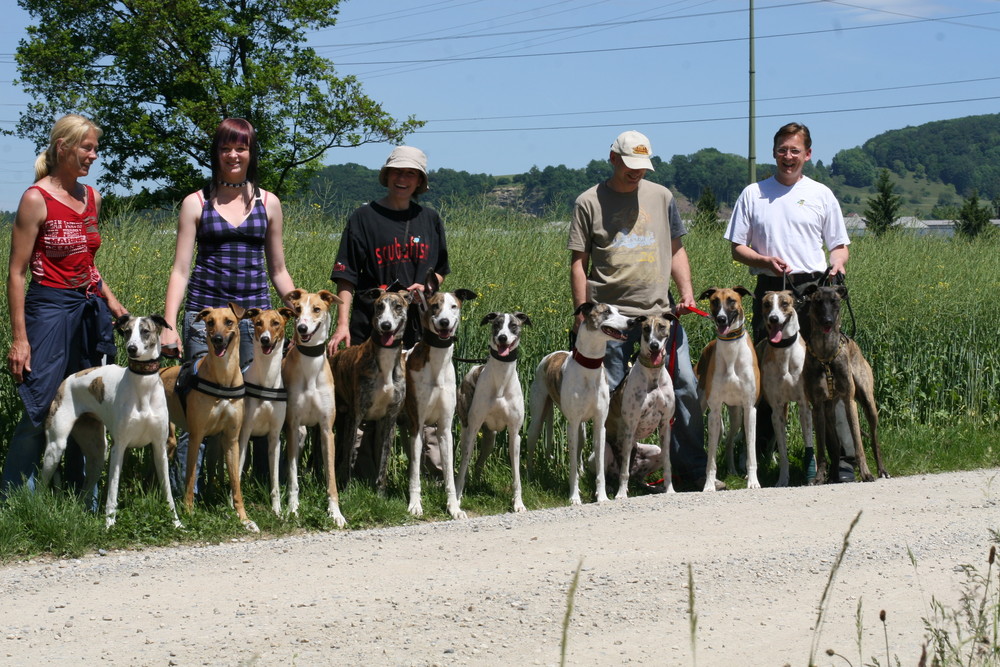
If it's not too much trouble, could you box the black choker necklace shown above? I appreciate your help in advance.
[219,179,249,188]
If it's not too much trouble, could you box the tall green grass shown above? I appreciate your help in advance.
[0,197,998,557]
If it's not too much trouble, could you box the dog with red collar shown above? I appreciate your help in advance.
[524,302,638,505]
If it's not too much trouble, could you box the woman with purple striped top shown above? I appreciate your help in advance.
[162,118,296,492]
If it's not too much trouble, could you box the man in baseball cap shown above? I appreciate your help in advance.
[567,130,717,492]
[610,130,656,171]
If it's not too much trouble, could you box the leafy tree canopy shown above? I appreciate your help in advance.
[830,147,877,188]
[15,0,422,203]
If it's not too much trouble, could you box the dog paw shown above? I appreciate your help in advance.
[243,520,260,533]
[408,502,423,517]
[513,501,527,513]
[328,512,347,529]
[747,477,762,490]
[450,509,467,520]
[702,480,717,492]
[569,496,582,506]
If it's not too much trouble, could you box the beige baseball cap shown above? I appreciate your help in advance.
[611,130,655,170]
[379,146,429,194]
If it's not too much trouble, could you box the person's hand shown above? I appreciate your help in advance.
[766,255,789,276]
[160,327,182,359]
[675,293,697,316]
[7,339,31,384]
[327,324,351,356]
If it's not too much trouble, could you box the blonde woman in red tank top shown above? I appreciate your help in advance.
[2,114,126,496]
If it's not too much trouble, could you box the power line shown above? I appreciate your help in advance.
[421,76,1000,123]
[331,11,1000,66]
[412,96,1000,134]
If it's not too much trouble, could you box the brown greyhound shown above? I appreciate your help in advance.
[160,302,253,530]
[801,284,887,483]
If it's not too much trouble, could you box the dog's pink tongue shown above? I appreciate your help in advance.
[497,343,511,357]
[651,350,665,366]
[769,328,783,344]
[380,332,395,347]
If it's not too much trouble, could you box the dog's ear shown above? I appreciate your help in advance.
[243,308,262,321]
[514,312,532,327]
[481,312,500,326]
[195,308,213,323]
[628,315,647,328]
[285,289,303,305]
[698,288,717,301]
[574,302,595,317]
[150,314,172,332]
[357,288,382,306]
[278,307,296,322]
[801,284,819,298]
[662,311,677,323]
[454,288,477,304]
[423,270,440,296]
[227,302,246,320]
[113,313,132,334]
[835,284,848,299]
[318,289,343,305]
[734,286,753,300]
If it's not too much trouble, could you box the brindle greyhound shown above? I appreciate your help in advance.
[800,284,887,483]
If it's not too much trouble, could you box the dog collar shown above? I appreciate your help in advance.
[717,326,746,341]
[637,353,665,369]
[571,348,604,369]
[295,342,327,357]
[244,381,288,402]
[422,330,455,348]
[489,347,519,363]
[127,358,161,375]
[767,332,798,349]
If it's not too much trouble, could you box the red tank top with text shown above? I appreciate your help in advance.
[29,185,102,291]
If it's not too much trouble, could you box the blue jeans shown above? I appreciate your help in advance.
[604,320,706,483]
[168,310,257,497]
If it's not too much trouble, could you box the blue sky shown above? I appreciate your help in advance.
[1,0,998,211]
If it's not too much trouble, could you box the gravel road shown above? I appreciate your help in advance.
[2,468,998,666]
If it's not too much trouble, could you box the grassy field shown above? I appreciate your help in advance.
[1,195,999,559]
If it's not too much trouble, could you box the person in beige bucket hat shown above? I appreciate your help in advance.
[378,146,429,195]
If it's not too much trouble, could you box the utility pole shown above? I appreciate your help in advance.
[748,0,756,184]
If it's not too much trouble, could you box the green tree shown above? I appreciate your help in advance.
[863,169,903,236]
[692,186,720,228]
[954,190,991,239]
[15,0,421,202]
[830,147,877,187]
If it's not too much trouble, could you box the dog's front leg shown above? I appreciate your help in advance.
[743,403,760,489]
[320,421,346,528]
[285,423,303,516]
[224,426,258,533]
[772,402,791,488]
[703,407,723,492]
[151,434,182,528]
[183,428,205,511]
[566,420,583,505]
[441,424,466,520]
[104,442,126,529]
[659,418,675,493]
[508,427,526,513]
[407,426,424,517]
[267,425,282,515]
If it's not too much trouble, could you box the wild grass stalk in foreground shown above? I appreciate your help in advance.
[810,510,863,667]
[561,557,583,667]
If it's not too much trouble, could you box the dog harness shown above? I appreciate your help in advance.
[174,358,245,415]
[244,381,287,401]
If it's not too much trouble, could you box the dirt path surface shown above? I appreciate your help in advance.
[1,468,998,666]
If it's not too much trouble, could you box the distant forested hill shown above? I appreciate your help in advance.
[309,115,998,219]
[861,113,1000,198]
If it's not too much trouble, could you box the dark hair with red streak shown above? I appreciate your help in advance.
[210,118,259,187]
